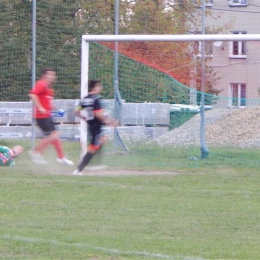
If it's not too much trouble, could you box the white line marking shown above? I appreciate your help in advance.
[0,235,207,260]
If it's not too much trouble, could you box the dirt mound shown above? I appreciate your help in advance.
[206,107,260,147]
[156,107,260,147]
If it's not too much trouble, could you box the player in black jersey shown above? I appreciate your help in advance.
[72,80,118,175]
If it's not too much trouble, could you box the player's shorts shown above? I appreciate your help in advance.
[88,128,107,152]
[36,117,56,135]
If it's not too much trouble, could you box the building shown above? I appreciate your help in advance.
[204,0,260,107]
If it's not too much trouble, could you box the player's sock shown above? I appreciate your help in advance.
[52,138,64,158]
[78,152,94,172]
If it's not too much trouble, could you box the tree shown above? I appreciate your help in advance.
[0,0,32,101]
[0,0,115,101]
[101,0,231,95]
[0,0,231,102]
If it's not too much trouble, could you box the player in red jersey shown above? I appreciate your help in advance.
[28,68,74,165]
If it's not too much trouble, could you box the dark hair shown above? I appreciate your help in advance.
[88,79,101,91]
[41,67,55,77]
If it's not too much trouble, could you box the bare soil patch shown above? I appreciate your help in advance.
[81,168,182,176]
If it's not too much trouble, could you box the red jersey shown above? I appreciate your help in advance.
[30,79,54,118]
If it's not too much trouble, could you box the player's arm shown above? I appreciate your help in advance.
[0,146,5,153]
[0,152,9,165]
[73,105,87,120]
[0,146,9,154]
[93,97,118,127]
[74,105,82,113]
[94,109,118,127]
[29,93,47,114]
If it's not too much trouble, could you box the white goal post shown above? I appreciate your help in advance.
[80,34,260,154]
[82,34,260,42]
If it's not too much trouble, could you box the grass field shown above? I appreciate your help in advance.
[0,139,260,259]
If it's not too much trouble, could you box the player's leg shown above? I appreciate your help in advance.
[44,117,74,165]
[30,117,74,165]
[29,118,55,164]
[34,117,58,154]
[72,131,103,175]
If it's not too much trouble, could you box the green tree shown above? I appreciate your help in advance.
[0,0,32,101]
[0,0,115,101]
[0,0,230,102]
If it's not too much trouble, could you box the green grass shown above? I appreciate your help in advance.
[1,139,260,259]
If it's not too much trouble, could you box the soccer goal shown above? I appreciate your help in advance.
[80,34,260,165]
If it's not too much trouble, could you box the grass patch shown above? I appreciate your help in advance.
[0,139,260,259]
[1,172,260,259]
[2,139,260,173]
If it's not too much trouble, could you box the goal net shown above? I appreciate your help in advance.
[80,34,260,169]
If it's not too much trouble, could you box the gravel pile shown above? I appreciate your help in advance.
[155,107,260,147]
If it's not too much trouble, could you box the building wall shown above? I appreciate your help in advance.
[206,0,260,107]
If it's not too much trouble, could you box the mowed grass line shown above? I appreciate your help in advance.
[0,171,260,259]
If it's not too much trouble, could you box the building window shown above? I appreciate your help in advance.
[229,32,247,59]
[229,0,247,7]
[231,83,246,107]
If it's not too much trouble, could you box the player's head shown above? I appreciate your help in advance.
[12,145,24,158]
[88,79,102,93]
[40,67,56,85]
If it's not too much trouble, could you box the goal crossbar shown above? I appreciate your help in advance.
[82,34,260,42]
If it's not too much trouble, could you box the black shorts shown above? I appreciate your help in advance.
[88,124,105,150]
[36,117,56,135]
[89,125,101,145]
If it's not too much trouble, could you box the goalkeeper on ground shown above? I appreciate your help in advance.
[72,79,118,175]
[0,145,23,167]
